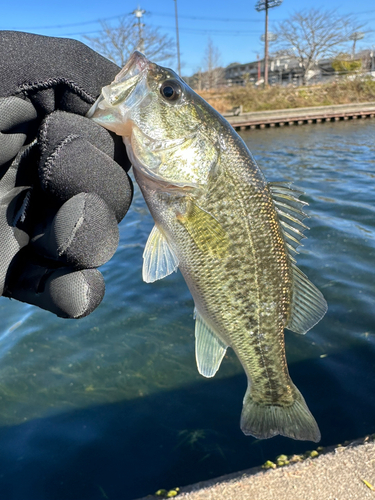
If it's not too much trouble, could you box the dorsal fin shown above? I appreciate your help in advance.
[269,182,309,263]
[269,183,327,333]
[195,309,227,378]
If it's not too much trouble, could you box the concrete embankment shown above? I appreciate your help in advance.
[137,435,375,500]
[224,101,375,131]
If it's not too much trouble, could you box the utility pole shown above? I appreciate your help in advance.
[133,6,146,53]
[255,0,283,86]
[260,31,277,84]
[173,0,181,76]
[349,31,364,59]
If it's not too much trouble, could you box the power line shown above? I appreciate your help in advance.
[7,10,373,40]
[2,13,132,31]
[156,25,264,35]
[4,10,265,32]
[150,11,263,23]
[41,29,103,37]
[59,28,263,38]
[17,23,264,38]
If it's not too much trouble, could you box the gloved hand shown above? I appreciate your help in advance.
[0,31,133,318]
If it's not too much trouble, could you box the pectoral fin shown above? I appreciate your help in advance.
[286,264,327,334]
[142,225,179,283]
[195,310,227,378]
[177,201,229,258]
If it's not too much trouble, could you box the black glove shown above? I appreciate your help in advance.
[0,31,133,318]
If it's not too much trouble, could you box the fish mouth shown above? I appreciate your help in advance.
[87,51,151,132]
[114,51,150,84]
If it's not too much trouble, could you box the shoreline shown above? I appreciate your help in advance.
[223,101,375,131]
[136,435,375,500]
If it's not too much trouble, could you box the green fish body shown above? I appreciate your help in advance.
[88,52,327,442]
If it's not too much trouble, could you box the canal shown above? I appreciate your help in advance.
[0,119,374,500]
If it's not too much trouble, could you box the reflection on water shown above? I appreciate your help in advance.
[0,120,374,500]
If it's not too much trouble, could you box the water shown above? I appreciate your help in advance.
[0,120,374,500]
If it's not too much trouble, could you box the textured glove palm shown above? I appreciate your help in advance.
[0,31,133,318]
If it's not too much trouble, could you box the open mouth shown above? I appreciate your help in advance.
[87,51,151,121]
[114,51,150,83]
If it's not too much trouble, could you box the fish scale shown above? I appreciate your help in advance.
[214,161,292,404]
[89,51,327,442]
[137,153,296,408]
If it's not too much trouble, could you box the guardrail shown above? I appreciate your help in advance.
[224,102,375,130]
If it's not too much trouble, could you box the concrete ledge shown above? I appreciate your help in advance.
[137,435,375,500]
[224,102,375,130]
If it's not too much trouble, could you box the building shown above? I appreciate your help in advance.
[224,51,374,87]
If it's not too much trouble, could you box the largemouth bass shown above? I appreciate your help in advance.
[88,52,327,442]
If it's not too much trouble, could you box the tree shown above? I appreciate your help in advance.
[84,15,176,68]
[273,9,365,84]
[201,39,224,89]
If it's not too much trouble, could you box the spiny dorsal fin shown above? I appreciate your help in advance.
[142,225,179,283]
[269,183,327,333]
[177,200,229,259]
[269,182,309,262]
[286,264,328,334]
[195,309,227,378]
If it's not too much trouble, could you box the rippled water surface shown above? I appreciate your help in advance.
[0,120,374,500]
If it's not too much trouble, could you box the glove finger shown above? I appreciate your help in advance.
[39,111,129,169]
[32,192,119,269]
[0,97,37,165]
[39,112,132,222]
[0,32,119,116]
[5,252,105,318]
[0,187,30,294]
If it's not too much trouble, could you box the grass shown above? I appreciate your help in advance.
[198,76,375,114]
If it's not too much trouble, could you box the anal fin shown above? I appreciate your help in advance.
[195,310,227,378]
[286,264,327,334]
[142,225,179,283]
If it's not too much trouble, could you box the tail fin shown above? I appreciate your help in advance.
[240,385,321,442]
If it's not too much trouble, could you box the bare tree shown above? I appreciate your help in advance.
[201,39,224,89]
[84,15,176,67]
[273,9,366,84]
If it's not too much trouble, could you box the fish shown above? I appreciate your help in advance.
[88,51,327,442]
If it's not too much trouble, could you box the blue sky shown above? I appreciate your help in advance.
[2,0,375,75]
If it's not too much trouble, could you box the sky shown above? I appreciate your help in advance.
[2,0,375,76]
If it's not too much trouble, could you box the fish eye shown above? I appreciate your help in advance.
[160,80,182,102]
